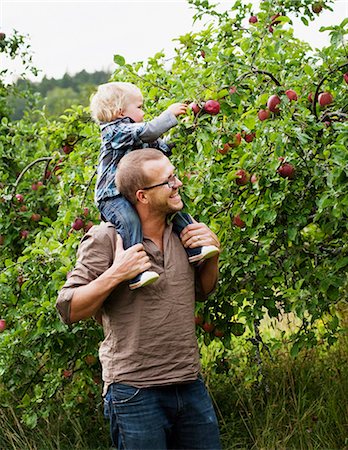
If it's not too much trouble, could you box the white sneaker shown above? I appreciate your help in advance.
[129,271,160,290]
[188,245,219,264]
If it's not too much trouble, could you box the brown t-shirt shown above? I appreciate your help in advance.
[56,222,211,395]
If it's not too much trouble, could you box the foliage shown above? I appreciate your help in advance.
[0,0,348,433]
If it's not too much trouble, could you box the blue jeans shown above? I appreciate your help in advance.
[99,196,202,258]
[103,377,221,450]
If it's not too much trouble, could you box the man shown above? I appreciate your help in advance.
[56,149,221,449]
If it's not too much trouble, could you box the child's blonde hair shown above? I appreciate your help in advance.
[90,82,142,123]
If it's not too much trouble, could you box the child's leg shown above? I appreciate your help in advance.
[172,211,219,264]
[99,196,159,289]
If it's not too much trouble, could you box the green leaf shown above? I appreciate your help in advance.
[113,54,125,66]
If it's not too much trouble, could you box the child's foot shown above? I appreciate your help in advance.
[188,245,219,264]
[129,271,159,290]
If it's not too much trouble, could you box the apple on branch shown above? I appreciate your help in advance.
[203,100,220,115]
[258,109,270,121]
[278,162,295,179]
[233,214,246,228]
[235,169,250,186]
[267,94,281,113]
[285,89,298,101]
[318,92,333,107]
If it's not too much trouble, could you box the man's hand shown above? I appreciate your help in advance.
[180,221,220,252]
[112,234,152,281]
[167,103,188,117]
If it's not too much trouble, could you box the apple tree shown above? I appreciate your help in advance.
[1,0,348,429]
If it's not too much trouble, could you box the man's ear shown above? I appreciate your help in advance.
[136,190,148,204]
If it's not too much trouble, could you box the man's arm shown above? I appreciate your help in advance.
[179,221,220,296]
[56,229,151,325]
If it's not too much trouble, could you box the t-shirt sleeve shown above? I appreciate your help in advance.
[139,111,178,142]
[55,223,116,325]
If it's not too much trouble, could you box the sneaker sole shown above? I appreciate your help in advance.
[129,273,160,290]
[188,247,219,264]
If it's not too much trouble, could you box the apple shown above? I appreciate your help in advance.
[318,92,333,107]
[278,162,295,179]
[344,73,348,84]
[203,100,220,115]
[308,92,314,103]
[218,143,231,155]
[31,213,41,222]
[285,89,298,101]
[83,207,89,217]
[188,102,200,115]
[250,174,258,184]
[17,275,24,286]
[20,230,29,239]
[84,221,94,232]
[214,329,224,338]
[19,205,27,212]
[15,193,24,203]
[244,132,255,143]
[63,369,73,378]
[44,170,52,179]
[0,32,5,41]
[233,214,246,228]
[258,109,270,121]
[229,86,237,94]
[267,94,281,113]
[31,183,38,191]
[72,218,85,231]
[195,314,204,326]
[0,319,6,332]
[62,144,73,154]
[85,355,97,366]
[230,133,242,148]
[249,15,258,24]
[202,322,215,333]
[312,2,323,13]
[235,169,250,186]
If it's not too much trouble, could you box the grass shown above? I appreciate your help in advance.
[0,336,347,449]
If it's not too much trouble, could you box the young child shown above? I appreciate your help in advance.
[90,82,219,290]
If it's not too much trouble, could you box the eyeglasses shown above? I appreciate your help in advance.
[142,174,179,191]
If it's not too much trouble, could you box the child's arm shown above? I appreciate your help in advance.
[139,103,187,143]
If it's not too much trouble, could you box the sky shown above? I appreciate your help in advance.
[1,0,347,82]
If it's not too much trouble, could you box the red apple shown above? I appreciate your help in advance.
[72,218,85,231]
[308,92,313,103]
[233,214,246,228]
[15,193,24,203]
[214,329,224,338]
[285,89,298,101]
[267,94,281,113]
[17,275,24,286]
[37,181,43,188]
[318,92,333,107]
[31,183,38,191]
[83,207,89,217]
[19,205,27,212]
[244,132,255,143]
[202,322,215,333]
[0,319,6,332]
[250,174,258,184]
[194,314,204,326]
[249,15,258,23]
[188,102,200,115]
[31,213,41,222]
[63,369,73,378]
[229,86,237,94]
[235,169,250,186]
[344,73,348,84]
[218,143,231,155]
[85,355,97,366]
[258,109,270,121]
[62,144,73,155]
[278,163,295,179]
[204,100,220,115]
[44,170,52,179]
[84,221,94,232]
[230,133,242,148]
[20,230,29,239]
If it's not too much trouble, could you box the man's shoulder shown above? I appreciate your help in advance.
[86,221,117,241]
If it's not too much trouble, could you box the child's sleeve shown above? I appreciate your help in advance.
[139,110,178,142]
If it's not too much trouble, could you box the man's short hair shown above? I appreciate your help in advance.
[90,82,142,123]
[116,149,166,204]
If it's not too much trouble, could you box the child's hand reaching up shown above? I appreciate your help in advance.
[167,103,188,117]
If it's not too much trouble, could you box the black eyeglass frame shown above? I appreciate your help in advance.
[141,174,178,191]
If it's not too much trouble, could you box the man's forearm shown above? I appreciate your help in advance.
[198,255,219,296]
[69,267,124,323]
